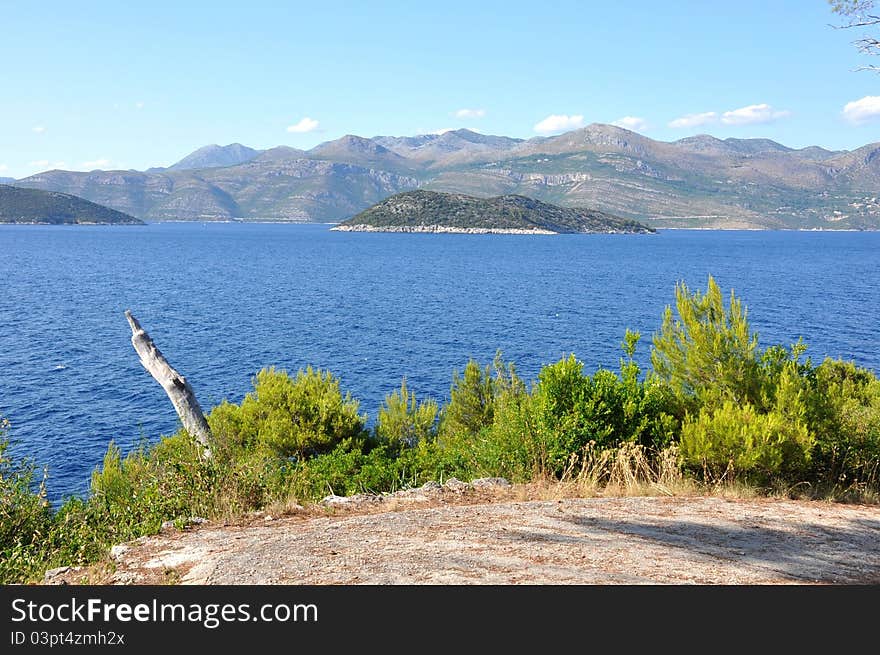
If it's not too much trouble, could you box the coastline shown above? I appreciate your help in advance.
[330,223,558,234]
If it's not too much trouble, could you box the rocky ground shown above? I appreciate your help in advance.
[45,480,880,585]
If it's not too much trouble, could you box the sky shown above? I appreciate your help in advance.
[1,0,878,179]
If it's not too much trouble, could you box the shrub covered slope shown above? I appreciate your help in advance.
[2,276,878,582]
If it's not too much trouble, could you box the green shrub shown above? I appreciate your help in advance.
[208,366,368,460]
[529,354,592,473]
[84,433,217,544]
[433,353,535,481]
[440,414,537,483]
[806,358,880,488]
[375,378,438,449]
[651,276,762,410]
[441,359,497,438]
[289,444,409,500]
[0,422,52,583]
[679,400,812,482]
[528,341,679,476]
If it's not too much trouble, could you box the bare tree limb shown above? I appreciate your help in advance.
[125,310,212,455]
[830,0,880,69]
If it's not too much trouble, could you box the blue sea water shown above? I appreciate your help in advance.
[1,223,878,501]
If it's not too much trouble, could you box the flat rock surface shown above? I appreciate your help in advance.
[94,495,880,585]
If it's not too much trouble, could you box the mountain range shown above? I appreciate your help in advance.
[10,124,880,229]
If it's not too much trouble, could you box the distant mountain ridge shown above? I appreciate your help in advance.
[169,143,262,170]
[0,184,143,224]
[333,190,654,234]
[12,125,880,229]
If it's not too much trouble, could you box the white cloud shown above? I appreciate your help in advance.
[721,103,791,126]
[842,95,880,125]
[29,160,50,168]
[454,108,486,119]
[32,126,47,134]
[0,164,8,172]
[611,116,648,132]
[668,111,718,129]
[81,158,111,169]
[286,117,319,133]
[135,101,145,110]
[533,114,585,135]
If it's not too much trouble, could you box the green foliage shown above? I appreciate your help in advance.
[0,184,142,225]
[651,276,761,410]
[618,331,680,449]
[440,353,527,440]
[209,366,367,460]
[0,422,52,583]
[43,432,220,571]
[442,359,496,439]
[651,276,821,483]
[341,190,653,234]
[436,353,537,480]
[528,344,679,476]
[376,378,438,449]
[805,358,880,488]
[679,401,813,482]
[530,354,594,472]
[88,433,216,534]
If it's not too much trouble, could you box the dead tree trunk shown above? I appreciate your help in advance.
[124,310,212,456]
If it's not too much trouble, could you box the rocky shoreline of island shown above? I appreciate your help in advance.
[330,223,558,234]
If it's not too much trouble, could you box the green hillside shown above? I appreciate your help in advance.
[0,185,143,225]
[333,190,654,233]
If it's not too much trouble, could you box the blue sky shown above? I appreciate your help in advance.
[1,0,878,178]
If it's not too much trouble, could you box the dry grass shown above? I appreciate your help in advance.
[563,443,696,498]
[267,443,878,514]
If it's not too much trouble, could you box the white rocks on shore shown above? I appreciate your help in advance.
[330,224,557,234]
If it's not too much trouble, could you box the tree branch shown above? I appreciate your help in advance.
[125,310,212,455]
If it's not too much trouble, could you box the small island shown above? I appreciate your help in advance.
[331,190,654,234]
[0,185,143,225]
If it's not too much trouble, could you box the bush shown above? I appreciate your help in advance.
[375,378,438,449]
[806,358,880,489]
[208,366,368,460]
[528,339,679,476]
[0,422,52,583]
[679,401,812,482]
[77,433,219,554]
[651,276,762,410]
[434,353,535,481]
[441,359,497,439]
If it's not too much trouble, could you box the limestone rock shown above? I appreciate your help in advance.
[110,544,129,560]
[471,477,512,488]
[442,477,472,493]
[43,566,71,583]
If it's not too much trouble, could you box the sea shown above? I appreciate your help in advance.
[1,223,878,501]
